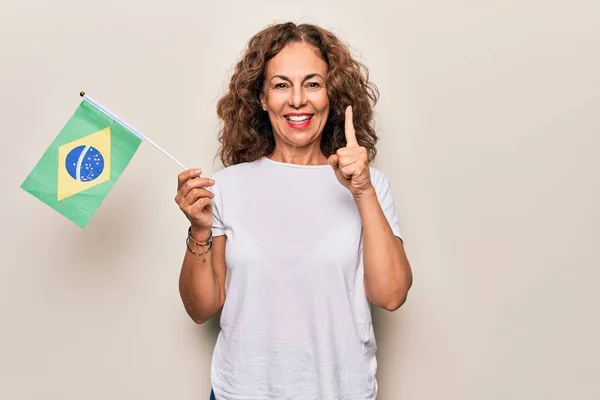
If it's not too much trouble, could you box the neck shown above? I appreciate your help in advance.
[268,144,328,166]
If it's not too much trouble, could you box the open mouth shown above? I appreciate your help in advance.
[285,114,313,124]
[284,113,314,128]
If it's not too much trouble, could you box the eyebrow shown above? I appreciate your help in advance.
[270,73,325,82]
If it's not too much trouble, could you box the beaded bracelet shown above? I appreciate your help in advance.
[186,227,213,262]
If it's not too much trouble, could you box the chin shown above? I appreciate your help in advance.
[284,130,320,146]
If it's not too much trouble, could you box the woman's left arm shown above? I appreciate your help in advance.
[355,188,412,311]
[329,106,413,311]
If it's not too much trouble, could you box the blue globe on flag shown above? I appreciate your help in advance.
[65,145,105,182]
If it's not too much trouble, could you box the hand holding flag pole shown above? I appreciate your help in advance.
[80,92,217,231]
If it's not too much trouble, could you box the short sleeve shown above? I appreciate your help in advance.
[371,168,402,240]
[207,181,225,237]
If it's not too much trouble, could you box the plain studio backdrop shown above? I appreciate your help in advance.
[1,1,598,399]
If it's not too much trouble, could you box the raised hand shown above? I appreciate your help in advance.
[328,106,374,199]
[175,168,215,235]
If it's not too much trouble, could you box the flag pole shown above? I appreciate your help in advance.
[79,91,188,170]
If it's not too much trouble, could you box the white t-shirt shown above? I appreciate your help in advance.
[208,156,402,400]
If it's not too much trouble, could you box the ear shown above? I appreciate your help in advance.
[259,92,268,111]
[259,92,266,109]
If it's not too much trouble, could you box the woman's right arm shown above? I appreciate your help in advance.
[175,169,227,324]
[179,232,227,324]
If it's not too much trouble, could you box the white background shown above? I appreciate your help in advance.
[1,1,599,398]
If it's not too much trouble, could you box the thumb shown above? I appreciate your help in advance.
[328,154,339,168]
[329,154,347,184]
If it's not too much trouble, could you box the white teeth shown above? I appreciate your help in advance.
[286,115,311,122]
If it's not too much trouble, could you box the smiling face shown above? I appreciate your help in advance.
[261,41,330,161]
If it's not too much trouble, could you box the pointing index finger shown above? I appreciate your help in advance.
[344,105,358,147]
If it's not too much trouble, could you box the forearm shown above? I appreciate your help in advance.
[178,229,223,324]
[356,188,413,311]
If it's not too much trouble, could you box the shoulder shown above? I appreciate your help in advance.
[368,166,392,190]
[208,159,264,195]
[368,166,398,203]
[210,159,263,181]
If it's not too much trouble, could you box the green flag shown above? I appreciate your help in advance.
[21,98,143,228]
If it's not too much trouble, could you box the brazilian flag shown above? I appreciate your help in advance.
[21,98,143,228]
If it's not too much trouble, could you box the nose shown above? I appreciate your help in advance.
[289,85,306,108]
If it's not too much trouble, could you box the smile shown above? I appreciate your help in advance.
[284,114,314,129]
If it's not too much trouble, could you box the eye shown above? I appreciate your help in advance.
[274,83,288,89]
[306,82,322,89]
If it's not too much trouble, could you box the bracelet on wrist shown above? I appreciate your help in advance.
[186,226,213,262]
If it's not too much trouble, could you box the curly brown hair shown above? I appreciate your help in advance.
[215,22,380,167]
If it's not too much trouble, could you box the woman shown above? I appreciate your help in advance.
[175,22,413,400]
